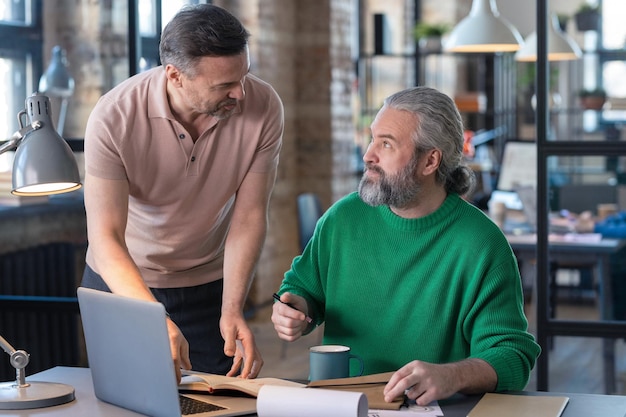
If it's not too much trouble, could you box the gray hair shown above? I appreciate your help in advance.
[383,86,476,196]
[159,4,250,77]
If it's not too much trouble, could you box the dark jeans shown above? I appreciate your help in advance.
[81,265,233,374]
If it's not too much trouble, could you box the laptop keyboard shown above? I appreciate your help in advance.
[180,395,226,415]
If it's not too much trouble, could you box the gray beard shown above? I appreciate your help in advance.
[358,158,421,208]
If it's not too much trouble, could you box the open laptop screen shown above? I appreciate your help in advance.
[496,141,536,192]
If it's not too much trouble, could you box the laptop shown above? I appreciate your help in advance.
[489,141,537,234]
[77,287,257,417]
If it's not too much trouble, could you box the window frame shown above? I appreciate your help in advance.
[0,0,43,138]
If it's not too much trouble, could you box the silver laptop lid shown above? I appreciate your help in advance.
[78,287,182,417]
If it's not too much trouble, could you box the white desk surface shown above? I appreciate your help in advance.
[1,367,626,417]
[0,367,145,417]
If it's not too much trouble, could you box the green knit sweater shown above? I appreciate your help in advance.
[279,192,540,391]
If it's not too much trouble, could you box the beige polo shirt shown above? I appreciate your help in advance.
[84,67,283,288]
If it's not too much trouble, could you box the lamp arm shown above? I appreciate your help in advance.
[0,334,30,387]
[0,334,16,356]
[0,121,43,155]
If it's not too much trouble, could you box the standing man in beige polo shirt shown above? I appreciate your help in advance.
[82,4,283,381]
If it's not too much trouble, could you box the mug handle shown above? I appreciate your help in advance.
[349,354,364,377]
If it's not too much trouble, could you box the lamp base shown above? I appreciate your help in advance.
[0,380,75,410]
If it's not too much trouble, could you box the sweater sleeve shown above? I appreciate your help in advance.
[277,213,328,328]
[464,256,541,391]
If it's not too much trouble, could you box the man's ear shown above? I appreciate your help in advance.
[421,148,442,176]
[164,64,183,87]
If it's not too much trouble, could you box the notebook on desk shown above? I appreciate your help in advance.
[77,287,257,417]
[467,393,569,417]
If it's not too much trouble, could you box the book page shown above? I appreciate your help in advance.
[307,372,403,410]
[179,372,305,397]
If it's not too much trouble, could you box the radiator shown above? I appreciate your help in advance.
[0,243,84,381]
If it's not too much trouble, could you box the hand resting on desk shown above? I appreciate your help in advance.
[383,358,497,407]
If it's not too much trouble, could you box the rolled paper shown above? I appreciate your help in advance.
[256,385,368,417]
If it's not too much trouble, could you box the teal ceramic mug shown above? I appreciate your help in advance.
[309,345,364,381]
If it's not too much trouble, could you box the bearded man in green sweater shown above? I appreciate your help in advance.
[271,86,540,407]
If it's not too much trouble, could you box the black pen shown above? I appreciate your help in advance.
[273,293,313,323]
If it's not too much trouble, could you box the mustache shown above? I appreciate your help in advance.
[364,164,384,176]
[219,98,238,108]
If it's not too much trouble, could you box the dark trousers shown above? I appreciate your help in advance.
[81,265,233,374]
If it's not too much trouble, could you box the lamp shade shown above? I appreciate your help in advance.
[11,93,81,196]
[444,0,524,53]
[515,13,582,61]
[38,46,75,98]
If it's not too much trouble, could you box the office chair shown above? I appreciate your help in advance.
[297,193,323,252]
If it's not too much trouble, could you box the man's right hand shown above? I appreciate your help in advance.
[271,292,310,341]
[166,317,191,383]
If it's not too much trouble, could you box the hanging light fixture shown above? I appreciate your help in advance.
[444,0,524,53]
[515,13,582,61]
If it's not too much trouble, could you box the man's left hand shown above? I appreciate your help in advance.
[384,358,497,406]
[383,360,459,406]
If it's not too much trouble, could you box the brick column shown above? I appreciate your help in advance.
[232,0,358,308]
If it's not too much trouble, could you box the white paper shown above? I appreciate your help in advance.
[257,385,368,417]
[368,400,442,416]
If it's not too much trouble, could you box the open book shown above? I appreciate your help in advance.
[307,372,404,410]
[179,371,306,397]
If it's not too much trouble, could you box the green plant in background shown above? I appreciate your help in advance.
[574,2,600,31]
[517,62,563,123]
[578,87,606,98]
[575,2,599,13]
[517,62,560,92]
[578,87,607,110]
[556,13,570,31]
[413,22,449,40]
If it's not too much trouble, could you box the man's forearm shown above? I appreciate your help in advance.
[449,358,498,395]
[221,217,267,315]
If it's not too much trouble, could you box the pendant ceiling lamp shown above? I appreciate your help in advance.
[444,0,524,53]
[515,13,582,61]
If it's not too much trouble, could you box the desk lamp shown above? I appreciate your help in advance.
[38,46,75,137]
[444,0,524,53]
[0,92,81,409]
[515,13,582,62]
